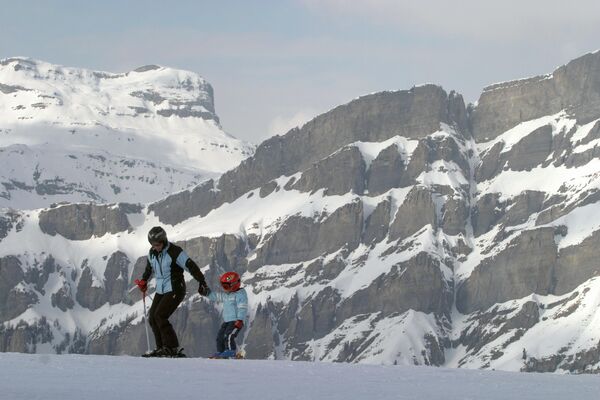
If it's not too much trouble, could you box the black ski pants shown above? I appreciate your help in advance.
[148,283,185,349]
[216,321,242,352]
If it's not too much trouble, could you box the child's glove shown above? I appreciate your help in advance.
[198,283,211,297]
[234,320,244,330]
[134,279,147,293]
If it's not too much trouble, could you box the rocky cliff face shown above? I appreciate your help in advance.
[2,51,600,374]
[471,51,600,141]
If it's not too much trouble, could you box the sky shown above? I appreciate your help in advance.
[2,0,600,144]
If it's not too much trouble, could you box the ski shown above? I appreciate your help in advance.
[141,347,186,358]
[208,351,245,359]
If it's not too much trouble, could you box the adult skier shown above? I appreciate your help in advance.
[135,226,210,357]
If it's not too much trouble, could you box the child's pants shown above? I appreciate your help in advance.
[216,321,241,352]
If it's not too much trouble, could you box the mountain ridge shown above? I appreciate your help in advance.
[2,51,600,374]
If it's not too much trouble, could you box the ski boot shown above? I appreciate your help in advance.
[209,350,237,359]
[142,348,163,358]
[161,347,187,358]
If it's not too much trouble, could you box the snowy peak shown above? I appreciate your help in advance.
[0,56,219,125]
[0,57,254,208]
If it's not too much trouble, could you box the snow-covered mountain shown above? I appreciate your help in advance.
[0,57,253,208]
[2,51,600,374]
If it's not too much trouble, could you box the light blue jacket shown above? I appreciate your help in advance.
[208,288,248,322]
[143,243,193,294]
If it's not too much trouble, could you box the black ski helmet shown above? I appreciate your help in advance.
[148,226,167,245]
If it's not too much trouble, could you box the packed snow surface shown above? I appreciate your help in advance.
[1,353,599,400]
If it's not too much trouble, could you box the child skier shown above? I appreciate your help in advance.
[201,271,248,359]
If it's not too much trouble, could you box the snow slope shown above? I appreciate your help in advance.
[1,353,598,400]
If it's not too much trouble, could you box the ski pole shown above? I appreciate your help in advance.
[142,291,151,353]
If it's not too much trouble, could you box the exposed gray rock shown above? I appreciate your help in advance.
[259,181,278,198]
[336,252,452,322]
[293,147,366,195]
[39,203,133,240]
[128,256,150,303]
[244,301,278,359]
[403,140,430,184]
[55,328,86,354]
[522,354,567,373]
[475,142,505,182]
[441,196,468,236]
[133,65,161,73]
[0,210,23,241]
[500,190,546,227]
[531,340,600,373]
[362,199,392,244]
[536,189,600,225]
[330,314,383,363]
[475,125,553,183]
[286,287,341,348]
[562,145,600,168]
[148,179,219,226]
[0,256,25,322]
[389,186,437,241]
[431,135,471,173]
[366,145,405,195]
[0,83,32,94]
[458,301,540,357]
[104,251,131,305]
[24,256,56,294]
[456,228,557,313]
[4,287,38,321]
[0,317,53,353]
[249,201,363,270]
[129,90,166,105]
[505,125,553,171]
[403,135,471,187]
[471,51,600,141]
[76,264,107,311]
[87,313,147,356]
[422,334,447,366]
[555,230,600,294]
[304,256,347,285]
[570,120,600,146]
[51,282,75,311]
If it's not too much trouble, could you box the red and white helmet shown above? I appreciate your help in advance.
[220,271,241,292]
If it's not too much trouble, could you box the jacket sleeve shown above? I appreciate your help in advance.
[236,289,248,320]
[142,257,152,281]
[207,290,223,303]
[175,250,207,285]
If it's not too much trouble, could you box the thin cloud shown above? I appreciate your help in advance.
[299,0,600,43]
[268,109,318,138]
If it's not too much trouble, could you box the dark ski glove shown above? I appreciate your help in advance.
[198,283,211,297]
[234,320,244,330]
[135,279,147,293]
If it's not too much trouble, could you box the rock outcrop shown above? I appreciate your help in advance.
[39,203,138,240]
